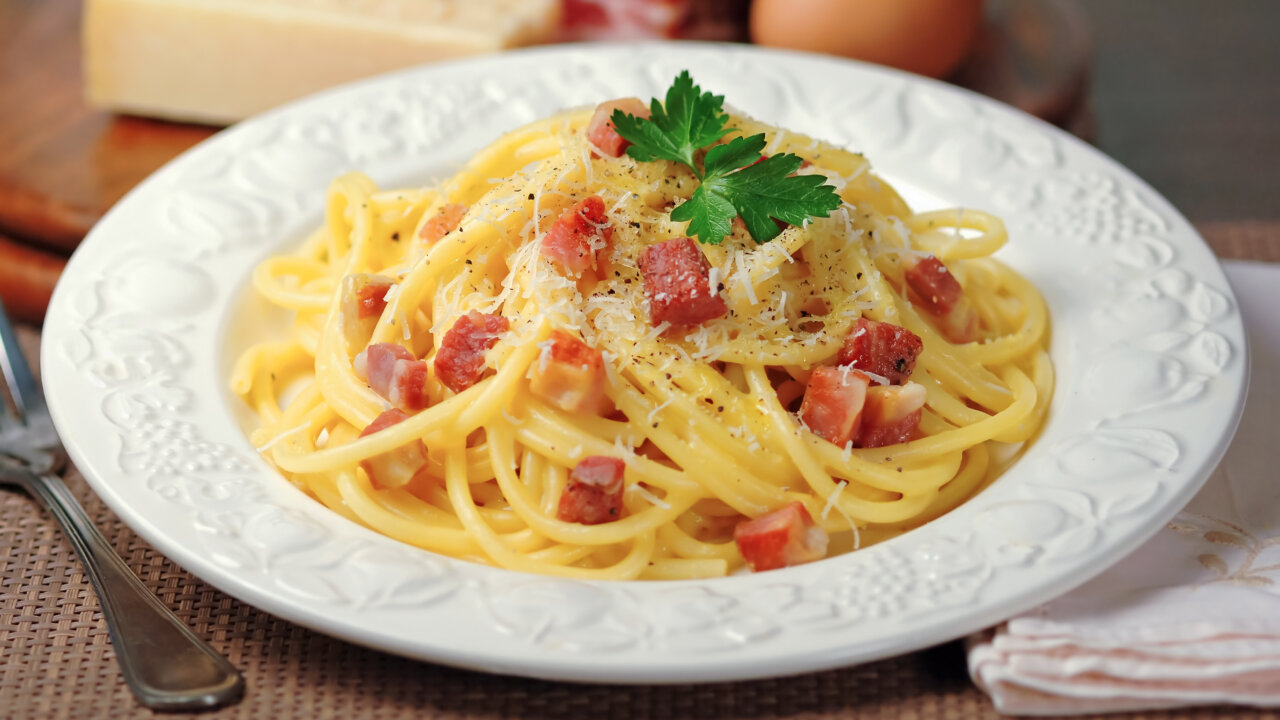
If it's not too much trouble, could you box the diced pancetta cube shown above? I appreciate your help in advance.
[541,196,613,276]
[354,342,429,412]
[529,330,606,413]
[857,382,926,448]
[639,237,728,327]
[799,366,870,447]
[557,456,626,525]
[340,273,395,349]
[734,501,829,572]
[434,311,510,393]
[904,255,963,314]
[419,202,468,242]
[838,317,923,385]
[904,255,979,343]
[586,97,651,158]
[358,409,428,490]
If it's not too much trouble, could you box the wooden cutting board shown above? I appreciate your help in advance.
[0,0,1086,324]
[0,0,213,253]
[0,0,213,322]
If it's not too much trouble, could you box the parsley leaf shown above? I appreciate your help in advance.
[716,153,843,244]
[670,182,737,246]
[676,153,843,244]
[612,70,731,169]
[609,71,842,245]
[702,134,768,177]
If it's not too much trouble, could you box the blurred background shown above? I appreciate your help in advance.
[1,0,1277,323]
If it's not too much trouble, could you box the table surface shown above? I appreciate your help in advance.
[3,1,1280,718]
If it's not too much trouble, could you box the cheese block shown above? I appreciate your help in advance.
[83,0,563,125]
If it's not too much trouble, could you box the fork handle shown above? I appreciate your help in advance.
[23,470,245,710]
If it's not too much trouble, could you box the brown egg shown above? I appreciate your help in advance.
[750,0,985,78]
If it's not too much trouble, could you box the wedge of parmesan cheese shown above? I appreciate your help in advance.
[83,0,562,124]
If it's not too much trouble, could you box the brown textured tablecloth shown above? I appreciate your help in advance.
[4,222,1280,720]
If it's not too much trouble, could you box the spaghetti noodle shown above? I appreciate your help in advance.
[232,89,1053,581]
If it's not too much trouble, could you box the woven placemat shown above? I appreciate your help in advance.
[3,223,1279,720]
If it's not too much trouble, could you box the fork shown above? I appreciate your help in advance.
[0,302,244,710]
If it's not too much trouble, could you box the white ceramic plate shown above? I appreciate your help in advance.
[42,43,1247,684]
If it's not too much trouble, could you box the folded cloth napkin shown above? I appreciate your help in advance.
[968,261,1280,715]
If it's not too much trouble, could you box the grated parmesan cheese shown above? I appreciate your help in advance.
[821,480,847,521]
[647,398,672,424]
[890,215,913,249]
[641,321,672,344]
[628,484,672,509]
[839,363,890,386]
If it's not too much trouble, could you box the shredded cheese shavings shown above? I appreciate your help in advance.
[628,484,672,509]
[821,480,847,521]
[647,399,672,424]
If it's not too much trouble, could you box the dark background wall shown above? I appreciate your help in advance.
[1079,0,1280,221]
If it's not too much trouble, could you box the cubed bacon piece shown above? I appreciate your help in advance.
[904,255,963,314]
[529,330,606,414]
[799,366,871,447]
[639,237,728,327]
[904,255,979,343]
[541,196,613,276]
[434,311,510,393]
[419,202,468,242]
[340,273,395,349]
[838,317,923,385]
[358,409,428,490]
[354,342,429,412]
[558,456,626,525]
[857,383,927,448]
[734,501,829,572]
[586,97,651,158]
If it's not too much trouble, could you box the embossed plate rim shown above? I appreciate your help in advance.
[41,42,1247,683]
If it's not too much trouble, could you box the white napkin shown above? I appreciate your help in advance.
[968,260,1280,715]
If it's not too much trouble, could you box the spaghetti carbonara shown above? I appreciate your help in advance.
[232,80,1052,581]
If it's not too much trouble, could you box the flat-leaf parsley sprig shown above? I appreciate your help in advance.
[610,71,842,246]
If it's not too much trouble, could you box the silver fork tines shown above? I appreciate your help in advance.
[0,307,57,471]
[0,301,244,710]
